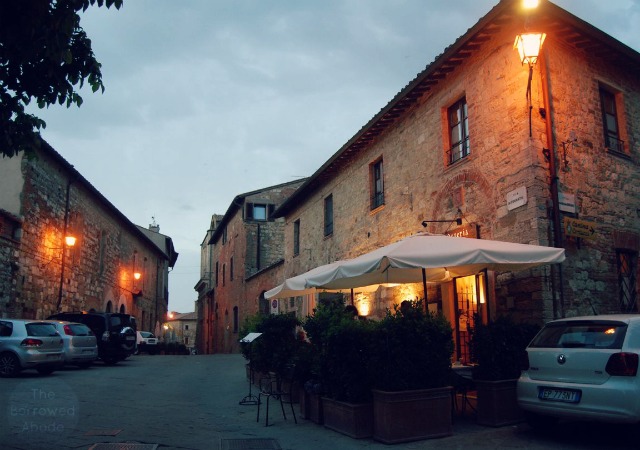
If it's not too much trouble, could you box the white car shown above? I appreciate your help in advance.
[136,331,158,355]
[517,314,640,426]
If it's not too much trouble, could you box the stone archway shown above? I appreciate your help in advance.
[105,300,113,313]
[431,168,496,236]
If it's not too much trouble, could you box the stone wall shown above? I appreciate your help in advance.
[0,145,171,333]
[278,20,640,325]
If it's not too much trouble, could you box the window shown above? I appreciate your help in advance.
[617,250,637,313]
[447,97,470,165]
[233,306,239,333]
[370,158,384,209]
[222,226,228,245]
[324,195,333,237]
[245,203,274,221]
[215,262,219,286]
[230,257,234,281]
[293,220,300,256]
[600,87,625,153]
[222,264,226,286]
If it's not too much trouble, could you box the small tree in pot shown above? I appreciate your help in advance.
[469,315,540,427]
[368,300,455,443]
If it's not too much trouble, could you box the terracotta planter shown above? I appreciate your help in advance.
[322,397,373,439]
[475,379,523,427]
[372,386,452,444]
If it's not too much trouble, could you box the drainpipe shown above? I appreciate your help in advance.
[56,179,73,312]
[540,49,565,319]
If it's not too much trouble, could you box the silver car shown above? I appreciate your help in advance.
[45,320,98,368]
[518,314,640,426]
[0,319,64,377]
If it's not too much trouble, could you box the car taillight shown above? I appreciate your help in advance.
[63,325,74,336]
[102,331,110,342]
[21,338,43,347]
[606,352,639,376]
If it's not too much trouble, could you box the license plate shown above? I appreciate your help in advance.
[538,387,581,403]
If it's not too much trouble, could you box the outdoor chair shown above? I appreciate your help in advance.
[256,365,297,426]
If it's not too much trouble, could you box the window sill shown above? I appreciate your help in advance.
[370,204,385,215]
[606,148,632,161]
[444,153,473,172]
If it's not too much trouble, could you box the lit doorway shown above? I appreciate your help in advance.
[453,272,488,364]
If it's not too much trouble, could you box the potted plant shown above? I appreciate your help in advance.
[368,300,454,444]
[320,314,376,438]
[469,315,540,427]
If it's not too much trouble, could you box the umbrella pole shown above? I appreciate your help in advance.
[422,268,428,313]
[351,288,354,306]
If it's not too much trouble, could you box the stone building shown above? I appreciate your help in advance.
[163,311,197,351]
[269,0,640,363]
[0,141,178,334]
[195,180,305,354]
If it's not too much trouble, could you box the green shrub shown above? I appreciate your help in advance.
[368,300,454,391]
[469,315,540,381]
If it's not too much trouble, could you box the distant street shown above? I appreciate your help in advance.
[0,354,637,450]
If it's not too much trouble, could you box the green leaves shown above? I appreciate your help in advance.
[0,0,123,157]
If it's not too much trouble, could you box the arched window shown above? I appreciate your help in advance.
[106,301,112,313]
[120,304,126,313]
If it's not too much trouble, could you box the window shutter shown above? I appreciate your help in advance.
[245,203,254,220]
[267,204,275,220]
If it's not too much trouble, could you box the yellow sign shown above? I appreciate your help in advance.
[564,217,597,239]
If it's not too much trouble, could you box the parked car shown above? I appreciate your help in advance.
[136,331,158,355]
[518,314,640,426]
[44,320,98,368]
[0,319,64,377]
[48,312,137,365]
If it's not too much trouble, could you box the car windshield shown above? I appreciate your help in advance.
[26,323,60,337]
[529,320,627,349]
[141,332,154,338]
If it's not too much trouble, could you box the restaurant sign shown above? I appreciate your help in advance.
[445,224,478,239]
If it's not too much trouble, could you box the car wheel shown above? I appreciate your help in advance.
[0,352,21,377]
[525,411,557,429]
[37,367,55,376]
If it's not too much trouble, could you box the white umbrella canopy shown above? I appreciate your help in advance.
[265,261,384,299]
[304,232,566,291]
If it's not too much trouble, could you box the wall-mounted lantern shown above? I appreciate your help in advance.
[514,32,546,66]
[515,32,546,137]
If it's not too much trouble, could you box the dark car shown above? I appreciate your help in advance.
[48,312,137,365]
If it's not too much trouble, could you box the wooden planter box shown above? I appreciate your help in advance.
[373,386,452,444]
[475,379,523,427]
[322,397,373,439]
[308,393,323,424]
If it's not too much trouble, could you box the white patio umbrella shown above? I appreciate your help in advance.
[303,232,566,291]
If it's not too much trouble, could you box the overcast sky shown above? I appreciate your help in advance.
[31,0,640,314]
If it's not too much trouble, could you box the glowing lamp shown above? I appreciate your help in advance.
[134,272,142,280]
[514,33,546,66]
[64,235,77,247]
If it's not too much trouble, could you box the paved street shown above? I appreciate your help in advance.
[0,354,637,450]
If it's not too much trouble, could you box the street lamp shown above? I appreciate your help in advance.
[514,32,546,137]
